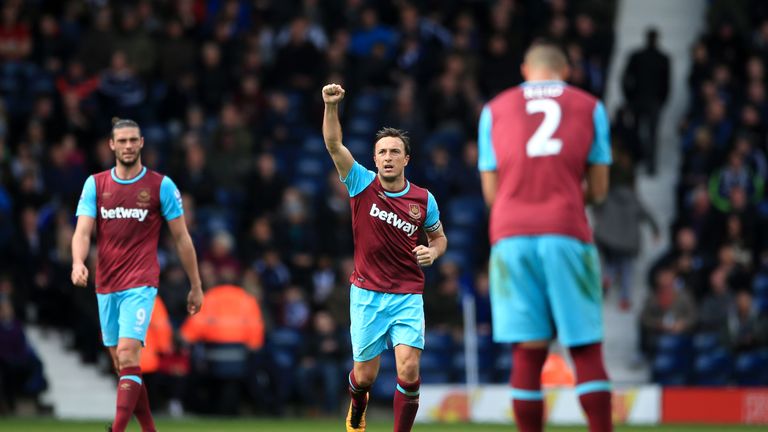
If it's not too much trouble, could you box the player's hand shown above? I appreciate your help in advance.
[413,245,437,267]
[71,263,89,287]
[187,286,203,315]
[322,83,345,105]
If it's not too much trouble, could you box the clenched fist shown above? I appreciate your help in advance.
[71,262,89,287]
[322,83,345,105]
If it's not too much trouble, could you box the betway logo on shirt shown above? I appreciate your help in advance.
[369,203,418,236]
[100,206,149,222]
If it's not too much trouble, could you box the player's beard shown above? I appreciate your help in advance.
[116,151,141,168]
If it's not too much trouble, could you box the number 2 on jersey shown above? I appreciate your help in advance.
[525,99,562,157]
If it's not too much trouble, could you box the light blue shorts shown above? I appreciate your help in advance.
[349,284,425,362]
[96,286,158,347]
[489,235,603,347]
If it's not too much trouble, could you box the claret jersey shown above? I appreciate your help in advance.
[478,81,612,245]
[76,167,183,293]
[342,162,441,294]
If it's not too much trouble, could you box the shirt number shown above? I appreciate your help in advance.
[526,99,563,157]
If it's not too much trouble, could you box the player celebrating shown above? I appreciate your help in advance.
[321,84,447,432]
[71,118,203,432]
[478,43,613,432]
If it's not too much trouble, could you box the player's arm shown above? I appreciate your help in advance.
[414,192,447,266]
[585,165,609,204]
[480,172,497,207]
[322,83,355,179]
[71,216,95,287]
[585,101,612,205]
[414,224,447,267]
[71,176,97,287]
[161,176,203,315]
[167,216,203,315]
[477,105,497,207]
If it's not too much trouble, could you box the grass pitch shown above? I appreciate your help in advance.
[0,419,764,432]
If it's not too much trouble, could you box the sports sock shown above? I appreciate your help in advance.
[133,381,156,431]
[348,370,370,410]
[393,377,420,432]
[511,345,548,432]
[112,366,143,432]
[570,343,613,432]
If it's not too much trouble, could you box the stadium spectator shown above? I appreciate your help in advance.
[0,293,47,414]
[296,310,348,415]
[181,283,265,415]
[640,268,698,358]
[593,147,660,310]
[621,28,670,175]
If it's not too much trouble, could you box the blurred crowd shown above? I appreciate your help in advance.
[635,0,768,386]
[0,0,617,416]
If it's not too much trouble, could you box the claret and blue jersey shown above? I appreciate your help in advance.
[76,166,183,294]
[342,161,440,295]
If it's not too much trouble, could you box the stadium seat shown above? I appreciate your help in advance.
[693,349,732,385]
[692,332,723,353]
[204,343,249,379]
[302,134,326,154]
[269,327,303,351]
[656,334,693,355]
[447,196,485,228]
[353,92,384,115]
[734,350,768,386]
[371,371,398,400]
[296,156,326,177]
[420,350,451,372]
[421,370,451,384]
[379,351,397,372]
[425,330,454,355]
[348,115,377,136]
[652,352,689,385]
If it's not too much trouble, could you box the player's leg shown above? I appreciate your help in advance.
[97,292,120,431]
[392,344,421,432]
[113,287,158,432]
[348,284,388,431]
[490,237,553,432]
[540,236,612,432]
[388,291,424,432]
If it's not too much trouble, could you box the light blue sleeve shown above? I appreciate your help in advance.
[75,176,96,218]
[340,161,376,197]
[477,105,497,171]
[588,101,612,165]
[424,191,441,232]
[160,176,184,221]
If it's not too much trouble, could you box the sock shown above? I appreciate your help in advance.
[348,370,370,410]
[133,381,156,431]
[112,366,143,432]
[393,377,420,432]
[570,343,613,432]
[511,345,548,432]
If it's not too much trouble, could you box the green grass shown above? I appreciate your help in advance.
[0,419,764,432]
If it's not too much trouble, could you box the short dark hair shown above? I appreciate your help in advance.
[111,117,141,139]
[374,127,411,155]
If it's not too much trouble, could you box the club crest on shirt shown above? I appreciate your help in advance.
[409,204,421,220]
[137,188,151,207]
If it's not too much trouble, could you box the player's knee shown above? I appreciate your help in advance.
[396,356,420,382]
[353,366,378,387]
[116,345,141,369]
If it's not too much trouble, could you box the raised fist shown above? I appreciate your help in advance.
[322,83,346,105]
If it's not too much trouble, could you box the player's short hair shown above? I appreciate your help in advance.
[111,117,141,139]
[524,42,569,73]
[374,127,411,155]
